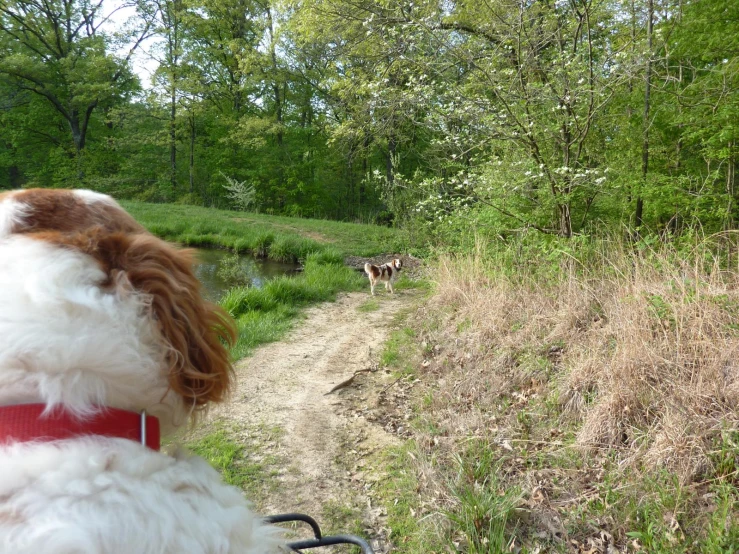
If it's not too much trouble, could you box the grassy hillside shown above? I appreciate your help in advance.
[376,238,739,553]
[122,201,404,261]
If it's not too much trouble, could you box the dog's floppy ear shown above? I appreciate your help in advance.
[102,234,236,408]
[26,227,236,409]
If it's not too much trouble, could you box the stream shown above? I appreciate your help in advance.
[193,248,300,301]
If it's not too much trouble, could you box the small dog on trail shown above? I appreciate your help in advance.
[364,258,402,295]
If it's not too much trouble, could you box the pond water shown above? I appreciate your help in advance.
[193,248,300,301]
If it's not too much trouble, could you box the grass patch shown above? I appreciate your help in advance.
[186,422,283,504]
[229,306,298,360]
[392,275,432,292]
[369,237,739,552]
[440,440,522,552]
[373,443,448,554]
[267,235,319,263]
[380,327,416,370]
[357,299,380,312]
[122,201,405,259]
[319,501,366,553]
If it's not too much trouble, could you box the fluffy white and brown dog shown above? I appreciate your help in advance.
[0,189,283,553]
[364,259,402,296]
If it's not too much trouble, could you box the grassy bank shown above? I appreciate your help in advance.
[221,251,366,358]
[375,238,739,553]
[124,202,402,358]
[122,201,404,261]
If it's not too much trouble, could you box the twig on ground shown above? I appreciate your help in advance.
[325,347,381,395]
[380,376,403,394]
[325,368,374,395]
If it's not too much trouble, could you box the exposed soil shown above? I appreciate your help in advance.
[210,290,416,552]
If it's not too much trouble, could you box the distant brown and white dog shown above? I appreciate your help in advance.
[364,258,402,296]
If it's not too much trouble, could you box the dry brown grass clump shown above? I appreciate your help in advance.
[428,239,739,483]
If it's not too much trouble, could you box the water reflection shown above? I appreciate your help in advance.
[193,248,299,301]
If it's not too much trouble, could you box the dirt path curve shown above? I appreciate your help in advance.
[211,291,411,550]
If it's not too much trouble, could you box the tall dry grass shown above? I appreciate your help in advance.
[428,237,739,483]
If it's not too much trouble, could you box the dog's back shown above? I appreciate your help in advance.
[364,262,381,279]
[0,438,279,553]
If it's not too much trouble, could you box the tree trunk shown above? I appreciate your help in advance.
[559,203,572,238]
[267,8,283,148]
[636,0,654,230]
[386,134,396,186]
[189,112,195,194]
[272,82,283,147]
[162,0,182,192]
[360,135,371,210]
[69,113,84,152]
[727,143,736,229]
[233,87,242,115]
[8,164,21,188]
[170,80,177,191]
[68,99,98,153]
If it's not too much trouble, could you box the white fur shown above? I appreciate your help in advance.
[0,235,185,431]
[73,189,117,206]
[0,194,26,236]
[0,438,281,553]
[0,200,284,553]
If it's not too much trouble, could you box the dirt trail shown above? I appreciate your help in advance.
[211,291,411,550]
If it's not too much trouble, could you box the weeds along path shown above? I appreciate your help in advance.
[210,291,410,549]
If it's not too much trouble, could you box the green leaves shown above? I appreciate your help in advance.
[0,0,147,155]
[2,0,739,239]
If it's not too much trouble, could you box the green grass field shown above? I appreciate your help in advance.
[122,201,404,261]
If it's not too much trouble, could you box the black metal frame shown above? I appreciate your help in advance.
[264,513,375,553]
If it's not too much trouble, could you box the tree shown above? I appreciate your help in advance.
[0,0,152,158]
[294,0,630,236]
[152,0,186,190]
[668,0,739,229]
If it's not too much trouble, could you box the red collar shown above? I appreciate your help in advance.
[0,404,160,451]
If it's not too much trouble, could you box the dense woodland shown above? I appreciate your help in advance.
[0,0,737,237]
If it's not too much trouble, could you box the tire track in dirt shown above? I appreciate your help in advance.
[211,291,410,550]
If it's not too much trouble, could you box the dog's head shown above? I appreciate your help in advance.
[392,258,402,271]
[0,189,235,432]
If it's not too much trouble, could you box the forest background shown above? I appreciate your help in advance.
[1,0,736,246]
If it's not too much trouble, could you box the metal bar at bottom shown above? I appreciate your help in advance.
[287,534,375,554]
[263,513,322,539]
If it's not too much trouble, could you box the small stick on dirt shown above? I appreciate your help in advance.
[380,376,403,394]
[324,368,373,395]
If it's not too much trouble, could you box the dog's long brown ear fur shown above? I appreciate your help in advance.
[119,235,236,407]
[26,229,237,408]
[9,188,236,409]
